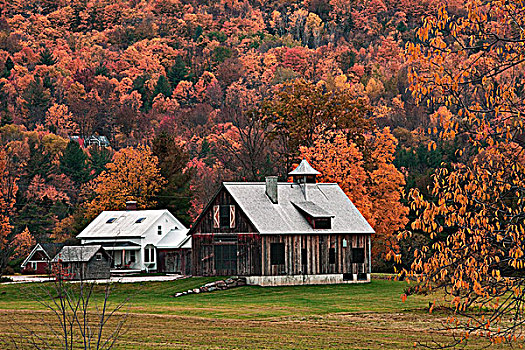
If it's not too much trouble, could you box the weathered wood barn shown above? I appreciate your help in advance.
[52,245,111,280]
[189,160,375,286]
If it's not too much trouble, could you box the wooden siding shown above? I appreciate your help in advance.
[192,234,261,276]
[191,187,371,278]
[191,187,261,276]
[261,234,370,276]
[158,249,192,275]
[192,188,257,235]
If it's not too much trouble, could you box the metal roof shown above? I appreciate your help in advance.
[288,159,320,176]
[52,245,104,263]
[291,201,333,218]
[77,210,183,239]
[222,182,374,235]
[156,228,191,249]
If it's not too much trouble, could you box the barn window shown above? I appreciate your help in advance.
[352,248,365,264]
[220,205,230,227]
[342,239,348,248]
[357,273,368,281]
[95,253,102,261]
[301,248,307,265]
[314,218,331,229]
[270,243,285,265]
[329,248,336,264]
[214,245,237,271]
[343,273,353,281]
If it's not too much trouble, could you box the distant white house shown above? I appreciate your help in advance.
[77,203,189,272]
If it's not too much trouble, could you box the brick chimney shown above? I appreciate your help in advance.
[125,201,137,211]
[265,176,278,204]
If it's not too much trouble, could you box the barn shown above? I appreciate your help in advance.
[189,160,375,286]
[52,245,111,280]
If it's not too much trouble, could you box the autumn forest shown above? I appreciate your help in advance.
[2,0,525,345]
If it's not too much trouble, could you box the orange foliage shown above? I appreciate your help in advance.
[300,128,408,262]
[12,227,35,260]
[86,145,166,220]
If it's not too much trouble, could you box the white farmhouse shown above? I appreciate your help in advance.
[77,202,189,273]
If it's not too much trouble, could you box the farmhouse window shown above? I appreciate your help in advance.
[144,247,155,263]
[352,248,365,264]
[158,225,162,235]
[129,250,136,263]
[329,248,336,264]
[270,243,285,265]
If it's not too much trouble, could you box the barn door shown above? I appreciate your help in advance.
[214,245,237,276]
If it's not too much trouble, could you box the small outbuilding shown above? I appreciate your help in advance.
[52,245,111,280]
[21,243,64,274]
[189,160,375,286]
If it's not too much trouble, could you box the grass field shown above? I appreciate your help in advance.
[0,277,509,349]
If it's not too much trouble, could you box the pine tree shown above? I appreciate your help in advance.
[153,75,172,98]
[38,47,57,66]
[60,141,90,184]
[22,77,51,129]
[152,132,192,226]
[167,56,189,87]
[88,146,112,179]
[1,57,14,78]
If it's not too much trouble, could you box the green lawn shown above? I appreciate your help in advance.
[0,277,510,349]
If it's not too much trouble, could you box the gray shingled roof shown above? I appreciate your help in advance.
[291,201,333,218]
[40,243,65,259]
[52,245,103,263]
[223,182,374,235]
[288,159,320,176]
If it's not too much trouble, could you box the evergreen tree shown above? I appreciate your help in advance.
[22,77,50,129]
[1,57,14,78]
[60,141,90,184]
[153,75,172,98]
[167,56,189,87]
[38,47,57,66]
[152,132,192,226]
[88,146,112,179]
[132,74,152,111]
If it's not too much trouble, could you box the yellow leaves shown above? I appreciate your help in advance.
[86,145,165,220]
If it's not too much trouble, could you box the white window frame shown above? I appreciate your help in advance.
[144,246,155,263]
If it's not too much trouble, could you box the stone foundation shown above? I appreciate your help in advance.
[246,273,371,287]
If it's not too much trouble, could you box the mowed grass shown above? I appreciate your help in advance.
[0,277,511,349]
